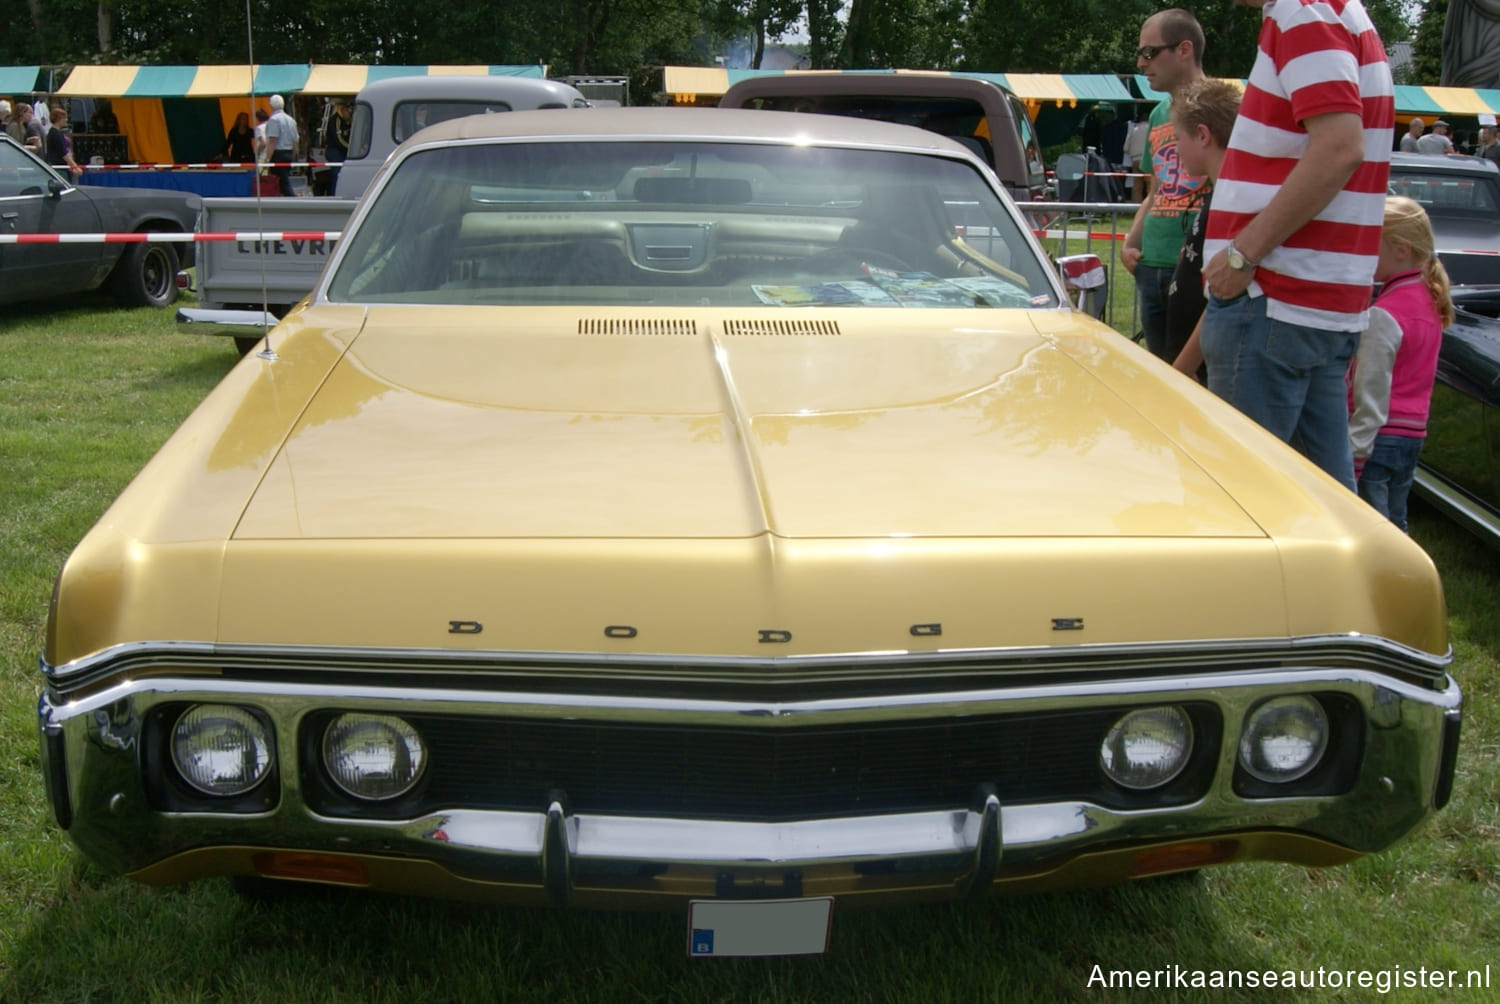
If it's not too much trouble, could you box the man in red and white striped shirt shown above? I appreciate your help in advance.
[1199,0,1393,491]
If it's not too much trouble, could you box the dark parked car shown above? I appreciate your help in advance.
[1418,291,1500,548]
[1388,152,1500,287]
[0,133,198,308]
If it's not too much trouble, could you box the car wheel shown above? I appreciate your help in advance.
[110,241,180,308]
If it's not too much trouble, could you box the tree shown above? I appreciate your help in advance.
[836,0,970,69]
[1411,0,1447,84]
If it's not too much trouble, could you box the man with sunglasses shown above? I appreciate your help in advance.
[1121,9,1209,362]
[1199,0,1393,492]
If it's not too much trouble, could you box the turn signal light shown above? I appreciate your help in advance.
[1128,840,1238,877]
[252,851,370,886]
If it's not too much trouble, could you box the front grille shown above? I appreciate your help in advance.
[301,704,1219,821]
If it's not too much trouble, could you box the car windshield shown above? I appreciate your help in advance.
[1390,168,1500,215]
[326,139,1058,309]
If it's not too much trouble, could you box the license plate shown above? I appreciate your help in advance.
[687,897,833,957]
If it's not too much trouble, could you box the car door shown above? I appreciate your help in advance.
[0,138,105,303]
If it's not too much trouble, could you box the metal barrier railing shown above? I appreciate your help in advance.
[1017,200,1142,339]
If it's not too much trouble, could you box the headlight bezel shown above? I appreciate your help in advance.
[320,712,429,803]
[141,702,281,814]
[1233,693,1364,799]
[1237,695,1329,784]
[1099,705,1196,791]
[171,703,276,797]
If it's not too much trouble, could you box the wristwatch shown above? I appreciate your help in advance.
[1226,242,1259,273]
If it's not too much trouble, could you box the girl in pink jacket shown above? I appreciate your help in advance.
[1348,196,1454,531]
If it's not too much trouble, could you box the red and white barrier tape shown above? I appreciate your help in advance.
[1032,227,1124,241]
[6,227,1136,245]
[82,161,343,170]
[0,231,342,244]
[1044,170,1149,180]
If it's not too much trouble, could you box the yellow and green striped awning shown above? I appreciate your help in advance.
[1136,75,1500,118]
[300,64,547,96]
[1393,84,1500,117]
[663,67,1133,106]
[57,63,549,98]
[0,65,41,94]
[58,64,311,97]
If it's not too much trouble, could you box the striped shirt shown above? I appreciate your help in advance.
[1206,0,1393,331]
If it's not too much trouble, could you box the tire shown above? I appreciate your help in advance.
[234,335,262,356]
[109,240,180,308]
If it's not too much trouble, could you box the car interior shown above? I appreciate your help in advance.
[327,140,1057,310]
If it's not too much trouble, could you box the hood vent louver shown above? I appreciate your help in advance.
[723,319,842,337]
[577,318,698,336]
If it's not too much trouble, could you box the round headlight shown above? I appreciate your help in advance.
[172,704,273,796]
[1100,706,1193,790]
[1239,695,1328,783]
[323,714,426,801]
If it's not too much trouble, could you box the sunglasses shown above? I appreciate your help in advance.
[1137,42,1180,61]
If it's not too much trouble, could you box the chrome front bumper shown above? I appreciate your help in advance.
[37,658,1463,904]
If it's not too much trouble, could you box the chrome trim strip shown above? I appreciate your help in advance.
[41,633,1454,694]
[1413,466,1500,548]
[42,664,1460,728]
[429,804,992,868]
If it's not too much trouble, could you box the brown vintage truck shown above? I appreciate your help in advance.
[718,72,1047,203]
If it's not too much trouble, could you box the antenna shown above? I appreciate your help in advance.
[245,0,278,360]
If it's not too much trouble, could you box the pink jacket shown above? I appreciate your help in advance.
[1348,270,1443,461]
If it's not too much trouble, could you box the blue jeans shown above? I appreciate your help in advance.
[1200,293,1360,491]
[1358,434,1424,531]
[1134,263,1174,360]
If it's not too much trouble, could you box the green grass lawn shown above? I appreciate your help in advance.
[1,297,1497,1003]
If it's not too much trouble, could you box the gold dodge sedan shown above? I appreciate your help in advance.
[38,108,1461,956]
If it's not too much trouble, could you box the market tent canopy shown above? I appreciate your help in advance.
[1133,73,1250,102]
[301,64,547,95]
[1394,84,1500,116]
[0,66,42,94]
[662,66,1132,104]
[58,64,311,97]
[1135,75,1500,118]
[993,73,1132,105]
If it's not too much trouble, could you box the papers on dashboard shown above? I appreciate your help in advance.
[752,266,1032,308]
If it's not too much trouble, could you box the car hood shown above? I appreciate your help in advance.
[50,306,1447,663]
[233,307,1263,541]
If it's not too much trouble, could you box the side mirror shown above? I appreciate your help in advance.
[1056,253,1108,320]
[47,177,68,199]
[1056,253,1105,291]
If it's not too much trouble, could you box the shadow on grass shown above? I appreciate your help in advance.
[0,868,1288,1002]
[141,346,241,393]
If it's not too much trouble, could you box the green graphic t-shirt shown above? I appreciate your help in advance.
[1141,96,1210,269]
